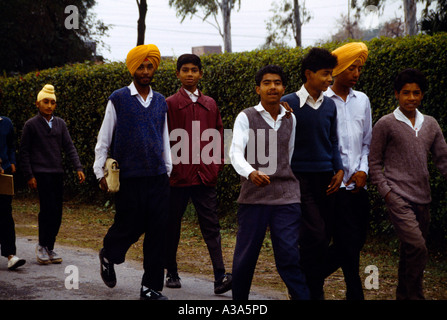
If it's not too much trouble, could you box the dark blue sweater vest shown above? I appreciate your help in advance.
[281,92,343,173]
[109,87,167,178]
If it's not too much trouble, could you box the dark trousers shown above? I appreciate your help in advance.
[325,188,370,300]
[103,174,170,291]
[294,171,336,300]
[232,203,309,300]
[35,173,64,251]
[165,185,225,281]
[385,191,430,300]
[0,167,15,257]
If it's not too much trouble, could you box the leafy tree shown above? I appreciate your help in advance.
[263,0,312,48]
[168,0,240,52]
[421,0,447,34]
[0,0,108,74]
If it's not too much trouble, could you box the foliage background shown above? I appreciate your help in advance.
[1,33,446,248]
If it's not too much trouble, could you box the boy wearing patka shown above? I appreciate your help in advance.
[20,84,85,265]
[369,68,447,300]
[230,65,309,300]
[94,44,172,300]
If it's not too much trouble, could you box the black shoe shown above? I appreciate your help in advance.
[214,273,232,294]
[166,272,181,288]
[140,287,168,300]
[99,248,116,288]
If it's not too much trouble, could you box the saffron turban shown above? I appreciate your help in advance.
[37,84,56,102]
[126,44,161,76]
[332,42,368,77]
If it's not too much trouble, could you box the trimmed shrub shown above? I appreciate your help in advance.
[1,34,446,247]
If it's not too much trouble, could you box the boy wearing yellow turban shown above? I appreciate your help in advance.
[323,42,372,300]
[20,84,85,265]
[94,44,172,300]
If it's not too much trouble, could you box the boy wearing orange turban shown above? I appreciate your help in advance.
[94,44,172,300]
[323,42,372,300]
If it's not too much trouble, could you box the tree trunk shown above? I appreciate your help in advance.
[221,0,232,52]
[137,0,147,46]
[403,0,417,35]
[293,0,302,47]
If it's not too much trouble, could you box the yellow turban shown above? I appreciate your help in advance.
[332,42,368,77]
[37,84,56,102]
[126,44,161,76]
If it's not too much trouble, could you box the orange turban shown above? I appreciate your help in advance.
[332,42,368,77]
[126,44,161,76]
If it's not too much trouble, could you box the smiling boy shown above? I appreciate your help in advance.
[164,54,231,294]
[281,47,343,300]
[369,68,447,300]
[230,65,309,300]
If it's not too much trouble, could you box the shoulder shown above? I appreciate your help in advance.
[281,92,299,103]
[374,113,395,129]
[109,87,130,100]
[423,114,442,129]
[152,90,166,101]
[0,116,13,127]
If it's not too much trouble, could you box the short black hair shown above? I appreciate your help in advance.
[301,47,338,83]
[176,53,202,71]
[393,68,428,93]
[255,65,287,87]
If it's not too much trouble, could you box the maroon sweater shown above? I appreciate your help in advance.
[369,113,447,204]
[166,88,224,187]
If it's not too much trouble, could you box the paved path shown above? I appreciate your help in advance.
[0,237,284,301]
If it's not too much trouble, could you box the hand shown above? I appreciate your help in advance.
[99,177,108,192]
[327,170,344,195]
[10,164,16,174]
[248,170,270,187]
[77,171,85,184]
[27,177,37,190]
[346,171,367,193]
[280,101,293,119]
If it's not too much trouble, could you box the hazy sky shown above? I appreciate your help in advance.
[92,0,417,61]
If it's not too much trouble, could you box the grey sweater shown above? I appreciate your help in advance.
[20,114,83,181]
[237,107,300,205]
[369,113,447,204]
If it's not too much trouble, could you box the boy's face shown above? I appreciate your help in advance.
[36,98,56,120]
[134,60,156,87]
[176,62,203,91]
[335,59,363,88]
[306,68,333,93]
[395,83,424,114]
[256,73,285,105]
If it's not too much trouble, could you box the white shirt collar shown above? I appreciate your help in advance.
[128,82,153,102]
[325,86,356,102]
[297,85,325,109]
[254,102,287,119]
[184,88,200,102]
[394,107,424,136]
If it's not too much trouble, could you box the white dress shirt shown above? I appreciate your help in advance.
[229,103,296,179]
[325,87,372,190]
[93,82,172,179]
[296,85,325,110]
[393,107,424,137]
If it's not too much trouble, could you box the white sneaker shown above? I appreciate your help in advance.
[8,256,26,270]
[36,244,50,264]
[48,249,62,264]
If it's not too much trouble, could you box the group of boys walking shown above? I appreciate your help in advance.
[1,41,446,301]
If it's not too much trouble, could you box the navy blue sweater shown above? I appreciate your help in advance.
[110,87,168,178]
[281,92,343,173]
[0,116,16,171]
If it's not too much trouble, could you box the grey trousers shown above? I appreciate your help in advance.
[385,191,430,300]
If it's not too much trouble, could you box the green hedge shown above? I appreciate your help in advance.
[1,34,447,247]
